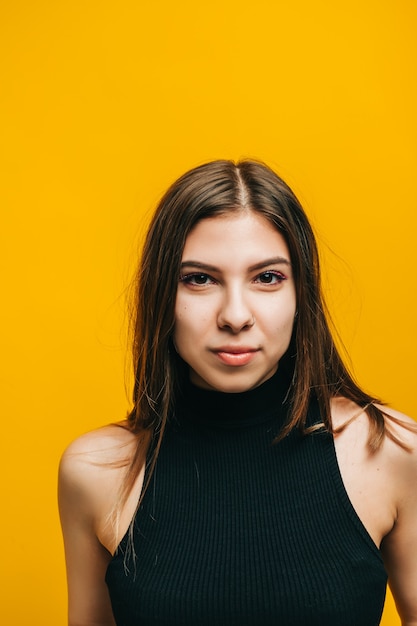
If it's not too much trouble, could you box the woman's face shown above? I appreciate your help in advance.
[174,211,297,393]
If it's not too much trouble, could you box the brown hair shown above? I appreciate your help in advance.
[120,159,410,514]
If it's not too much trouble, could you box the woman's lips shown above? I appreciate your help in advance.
[214,348,259,366]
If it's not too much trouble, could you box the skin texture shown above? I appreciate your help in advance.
[58,212,417,626]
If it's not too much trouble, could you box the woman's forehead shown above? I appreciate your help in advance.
[181,212,291,268]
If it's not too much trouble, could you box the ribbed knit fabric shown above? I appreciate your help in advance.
[106,371,387,625]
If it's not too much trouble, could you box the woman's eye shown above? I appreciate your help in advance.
[256,271,286,285]
[179,273,215,286]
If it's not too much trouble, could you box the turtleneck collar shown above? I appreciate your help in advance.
[176,367,291,430]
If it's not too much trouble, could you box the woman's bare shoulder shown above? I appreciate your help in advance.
[61,421,137,465]
[331,395,417,466]
[331,397,417,546]
[377,403,417,432]
[59,421,139,486]
[58,421,148,552]
[375,405,417,483]
[59,422,138,521]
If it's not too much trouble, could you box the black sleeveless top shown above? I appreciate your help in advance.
[106,372,387,625]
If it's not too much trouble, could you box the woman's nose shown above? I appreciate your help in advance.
[217,288,255,333]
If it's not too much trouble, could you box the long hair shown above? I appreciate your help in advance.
[119,159,409,515]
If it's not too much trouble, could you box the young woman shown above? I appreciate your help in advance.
[59,160,417,626]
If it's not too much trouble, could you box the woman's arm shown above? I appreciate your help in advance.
[380,415,417,626]
[58,425,139,626]
[333,399,417,625]
[58,437,116,625]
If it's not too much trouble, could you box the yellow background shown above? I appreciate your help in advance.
[1,1,416,623]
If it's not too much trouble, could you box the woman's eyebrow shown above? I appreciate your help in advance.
[180,257,291,273]
[248,257,291,271]
[180,261,220,272]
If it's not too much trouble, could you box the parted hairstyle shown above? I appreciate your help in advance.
[121,159,408,511]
